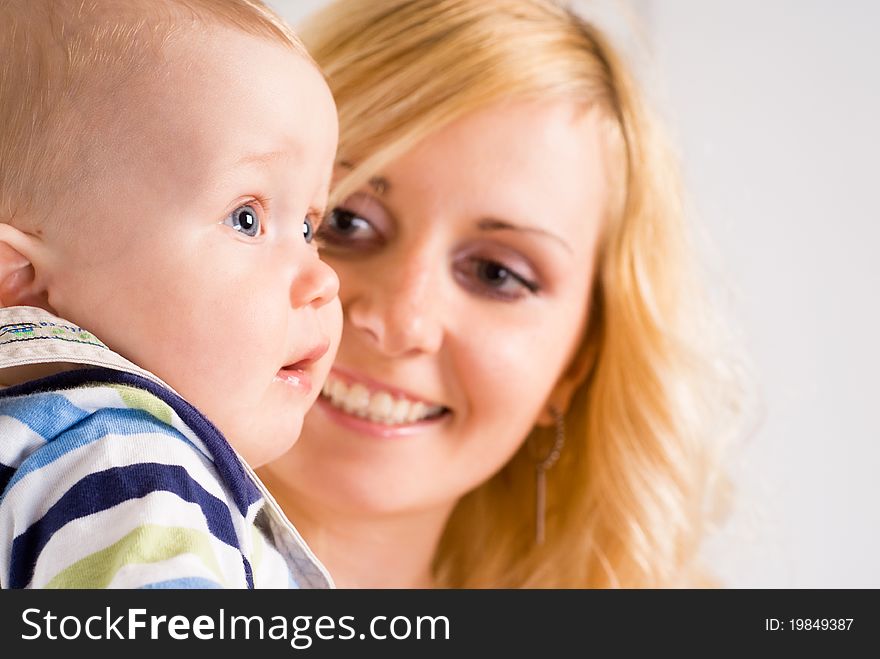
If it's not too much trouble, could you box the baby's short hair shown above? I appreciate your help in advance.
[0,0,311,223]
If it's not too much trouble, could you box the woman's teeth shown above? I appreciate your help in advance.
[321,376,445,424]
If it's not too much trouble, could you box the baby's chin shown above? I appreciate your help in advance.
[229,416,305,470]
[200,380,315,467]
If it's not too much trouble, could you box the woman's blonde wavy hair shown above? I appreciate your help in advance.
[302,0,747,587]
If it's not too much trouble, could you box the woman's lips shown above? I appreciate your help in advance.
[316,368,450,436]
[316,395,450,439]
[327,367,446,408]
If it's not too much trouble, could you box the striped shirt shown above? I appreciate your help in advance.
[0,306,333,589]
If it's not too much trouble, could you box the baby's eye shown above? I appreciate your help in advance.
[303,216,315,243]
[223,204,261,237]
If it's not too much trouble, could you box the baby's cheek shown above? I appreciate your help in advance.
[321,296,344,354]
[138,321,239,409]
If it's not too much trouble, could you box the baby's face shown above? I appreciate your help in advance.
[44,27,341,466]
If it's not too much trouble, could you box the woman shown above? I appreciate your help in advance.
[259,0,745,587]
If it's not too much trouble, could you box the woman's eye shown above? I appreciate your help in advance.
[303,216,315,243]
[475,260,523,292]
[317,208,380,247]
[223,204,261,237]
[455,257,540,302]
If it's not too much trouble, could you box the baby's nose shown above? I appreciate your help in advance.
[291,252,339,309]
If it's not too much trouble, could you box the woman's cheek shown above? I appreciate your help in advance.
[469,302,583,420]
[462,324,552,426]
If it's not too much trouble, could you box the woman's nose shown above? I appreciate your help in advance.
[290,251,340,310]
[346,256,444,357]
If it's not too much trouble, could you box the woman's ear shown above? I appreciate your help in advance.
[0,223,53,311]
[536,334,599,427]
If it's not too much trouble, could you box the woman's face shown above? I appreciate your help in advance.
[266,100,610,516]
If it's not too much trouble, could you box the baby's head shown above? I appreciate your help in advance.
[0,0,341,466]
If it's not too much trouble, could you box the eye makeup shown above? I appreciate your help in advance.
[452,241,543,302]
[317,192,392,252]
[321,189,551,304]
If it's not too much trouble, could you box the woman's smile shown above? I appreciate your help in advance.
[317,368,450,437]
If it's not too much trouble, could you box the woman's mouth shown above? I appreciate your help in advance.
[319,372,449,426]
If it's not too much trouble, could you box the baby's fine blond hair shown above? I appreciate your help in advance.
[0,0,309,223]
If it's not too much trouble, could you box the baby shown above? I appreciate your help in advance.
[0,0,341,588]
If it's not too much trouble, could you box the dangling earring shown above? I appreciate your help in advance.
[531,406,566,546]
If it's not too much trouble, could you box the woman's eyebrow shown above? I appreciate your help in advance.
[337,161,569,252]
[369,176,390,195]
[477,218,573,254]
[337,160,390,195]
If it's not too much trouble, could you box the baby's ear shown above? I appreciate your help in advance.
[0,223,53,311]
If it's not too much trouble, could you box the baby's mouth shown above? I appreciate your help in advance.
[320,373,449,426]
[275,366,311,393]
[276,341,330,393]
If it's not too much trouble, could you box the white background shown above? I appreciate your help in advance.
[269,0,880,588]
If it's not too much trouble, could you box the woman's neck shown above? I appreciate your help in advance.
[261,474,453,589]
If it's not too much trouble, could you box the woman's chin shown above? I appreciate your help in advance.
[279,453,458,519]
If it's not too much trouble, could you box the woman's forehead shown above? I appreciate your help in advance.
[376,100,610,240]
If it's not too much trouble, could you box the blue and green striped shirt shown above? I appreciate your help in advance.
[0,307,332,589]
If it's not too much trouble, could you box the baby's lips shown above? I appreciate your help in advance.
[284,339,330,370]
